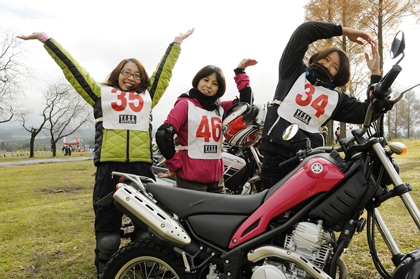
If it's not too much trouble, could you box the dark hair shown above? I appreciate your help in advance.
[102,58,150,93]
[192,65,226,98]
[309,47,350,87]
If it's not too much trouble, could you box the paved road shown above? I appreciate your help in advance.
[0,156,93,167]
[0,156,176,185]
[0,156,177,186]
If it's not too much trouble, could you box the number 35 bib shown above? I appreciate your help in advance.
[187,100,224,160]
[278,73,339,133]
[101,85,152,131]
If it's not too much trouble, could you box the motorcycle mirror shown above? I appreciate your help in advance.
[282,124,299,141]
[390,31,405,64]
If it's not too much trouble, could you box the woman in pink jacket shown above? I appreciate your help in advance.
[156,59,257,192]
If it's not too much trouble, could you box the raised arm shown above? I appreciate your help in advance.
[149,28,195,107]
[234,58,258,105]
[18,31,100,106]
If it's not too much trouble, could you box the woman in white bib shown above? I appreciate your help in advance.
[156,59,257,193]
[259,21,381,189]
[18,28,194,278]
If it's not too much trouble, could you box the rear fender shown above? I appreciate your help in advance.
[391,248,420,279]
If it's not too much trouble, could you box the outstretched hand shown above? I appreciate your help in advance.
[177,28,195,41]
[342,27,375,46]
[365,42,381,75]
[17,32,49,43]
[237,58,258,69]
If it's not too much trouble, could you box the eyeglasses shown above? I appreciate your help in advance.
[120,70,141,81]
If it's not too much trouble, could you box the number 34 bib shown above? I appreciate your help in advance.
[278,73,338,133]
[101,85,152,131]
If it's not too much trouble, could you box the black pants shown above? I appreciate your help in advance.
[93,162,155,276]
[93,161,154,233]
[260,153,299,189]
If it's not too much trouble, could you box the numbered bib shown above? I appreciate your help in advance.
[187,101,224,160]
[101,85,152,131]
[278,73,338,133]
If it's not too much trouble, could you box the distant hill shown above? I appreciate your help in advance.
[0,123,160,146]
[0,124,95,146]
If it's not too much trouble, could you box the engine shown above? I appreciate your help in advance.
[250,221,335,279]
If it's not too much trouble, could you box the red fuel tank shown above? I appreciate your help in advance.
[229,157,345,248]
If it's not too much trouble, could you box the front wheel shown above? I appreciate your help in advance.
[101,239,190,279]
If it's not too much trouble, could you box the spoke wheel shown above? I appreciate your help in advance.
[102,239,190,279]
[115,255,179,278]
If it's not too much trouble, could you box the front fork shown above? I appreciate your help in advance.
[372,142,420,263]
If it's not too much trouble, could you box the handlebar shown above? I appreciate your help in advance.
[278,149,327,169]
[373,65,402,99]
[278,155,301,169]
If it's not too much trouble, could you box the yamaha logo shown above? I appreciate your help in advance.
[311,163,323,173]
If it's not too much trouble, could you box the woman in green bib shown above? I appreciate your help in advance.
[18,28,194,278]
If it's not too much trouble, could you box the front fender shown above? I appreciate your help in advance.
[391,248,420,279]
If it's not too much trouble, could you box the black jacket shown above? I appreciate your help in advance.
[260,21,381,159]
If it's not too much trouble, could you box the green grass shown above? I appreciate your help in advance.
[0,159,97,278]
[0,140,419,278]
[339,139,420,278]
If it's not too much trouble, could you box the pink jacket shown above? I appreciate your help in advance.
[164,73,251,184]
[164,98,233,183]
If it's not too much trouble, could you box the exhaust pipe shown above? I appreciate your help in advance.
[114,184,191,245]
[248,246,333,279]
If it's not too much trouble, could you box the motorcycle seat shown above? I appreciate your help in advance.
[145,183,268,219]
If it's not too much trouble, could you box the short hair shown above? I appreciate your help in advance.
[309,47,350,87]
[103,58,150,93]
[192,65,226,98]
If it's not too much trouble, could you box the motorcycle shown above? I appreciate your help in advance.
[119,144,262,237]
[97,31,420,279]
[222,144,263,194]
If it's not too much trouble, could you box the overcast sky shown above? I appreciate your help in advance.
[1,0,419,132]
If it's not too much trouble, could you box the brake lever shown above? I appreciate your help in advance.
[389,82,420,104]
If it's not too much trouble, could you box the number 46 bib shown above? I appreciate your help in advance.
[101,85,152,131]
[278,73,339,133]
[187,100,224,160]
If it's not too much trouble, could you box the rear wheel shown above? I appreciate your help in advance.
[102,239,190,279]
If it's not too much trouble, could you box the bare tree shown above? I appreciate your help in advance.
[400,90,420,138]
[20,108,50,158]
[0,29,28,123]
[365,0,420,73]
[43,80,92,156]
[363,0,420,138]
[387,92,405,139]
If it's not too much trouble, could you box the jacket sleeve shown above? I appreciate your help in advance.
[43,38,101,107]
[234,68,253,105]
[162,99,188,173]
[148,42,181,108]
[279,21,342,80]
[330,73,383,124]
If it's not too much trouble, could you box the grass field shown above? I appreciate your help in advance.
[0,140,419,278]
[0,153,97,279]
